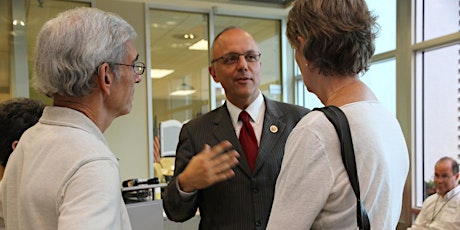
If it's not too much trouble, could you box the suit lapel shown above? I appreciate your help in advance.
[253,98,286,174]
[212,105,253,177]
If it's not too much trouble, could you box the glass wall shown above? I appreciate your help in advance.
[0,0,12,101]
[0,0,89,103]
[27,0,89,104]
[149,8,281,135]
[150,9,210,127]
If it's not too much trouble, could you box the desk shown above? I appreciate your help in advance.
[164,213,200,230]
[126,200,164,230]
[124,184,167,230]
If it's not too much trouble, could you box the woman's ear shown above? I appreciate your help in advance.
[296,35,305,45]
[11,140,19,151]
[295,36,310,65]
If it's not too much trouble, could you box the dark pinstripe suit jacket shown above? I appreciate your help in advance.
[163,96,309,230]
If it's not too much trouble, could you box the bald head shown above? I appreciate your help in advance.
[208,26,262,109]
[434,156,459,196]
[210,27,259,61]
[436,157,459,174]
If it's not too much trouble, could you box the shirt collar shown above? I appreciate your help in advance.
[444,185,460,200]
[227,92,264,125]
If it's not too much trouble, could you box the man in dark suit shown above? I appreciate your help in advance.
[163,27,310,230]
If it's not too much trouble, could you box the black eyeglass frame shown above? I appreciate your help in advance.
[211,51,262,65]
[113,62,146,75]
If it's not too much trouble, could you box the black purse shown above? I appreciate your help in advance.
[313,106,371,230]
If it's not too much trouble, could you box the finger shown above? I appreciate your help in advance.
[202,144,211,153]
[212,150,239,173]
[206,141,234,159]
[211,169,236,184]
[213,149,239,162]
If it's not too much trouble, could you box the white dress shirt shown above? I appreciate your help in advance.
[410,185,460,230]
[226,91,265,144]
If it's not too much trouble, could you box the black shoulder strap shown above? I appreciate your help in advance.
[313,106,371,230]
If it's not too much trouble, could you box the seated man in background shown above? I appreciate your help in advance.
[0,97,45,180]
[410,157,460,229]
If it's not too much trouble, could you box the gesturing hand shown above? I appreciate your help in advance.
[178,140,239,193]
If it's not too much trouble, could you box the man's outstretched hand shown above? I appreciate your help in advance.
[178,141,240,192]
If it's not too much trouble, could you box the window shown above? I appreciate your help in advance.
[297,0,397,114]
[367,0,396,54]
[414,0,460,206]
[362,59,396,115]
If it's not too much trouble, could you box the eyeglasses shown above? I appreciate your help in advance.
[211,51,261,65]
[434,174,456,180]
[114,62,146,75]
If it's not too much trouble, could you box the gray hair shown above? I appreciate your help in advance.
[286,0,379,76]
[34,7,137,97]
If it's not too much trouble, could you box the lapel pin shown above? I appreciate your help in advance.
[270,125,278,133]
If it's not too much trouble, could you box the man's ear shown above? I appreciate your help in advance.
[208,65,219,83]
[96,63,113,95]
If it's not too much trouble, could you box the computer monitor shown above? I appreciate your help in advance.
[159,119,182,157]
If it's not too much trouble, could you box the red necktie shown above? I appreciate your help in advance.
[239,111,258,171]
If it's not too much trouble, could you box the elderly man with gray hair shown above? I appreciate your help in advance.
[1,7,143,229]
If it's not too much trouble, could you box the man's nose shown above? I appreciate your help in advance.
[135,74,142,83]
[236,55,248,70]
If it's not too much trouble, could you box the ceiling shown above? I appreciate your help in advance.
[2,0,288,102]
[196,0,295,8]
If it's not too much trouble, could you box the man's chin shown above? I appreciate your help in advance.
[117,105,133,117]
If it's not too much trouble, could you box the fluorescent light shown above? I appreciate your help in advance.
[151,69,174,79]
[188,39,208,51]
[170,89,196,96]
[170,82,196,96]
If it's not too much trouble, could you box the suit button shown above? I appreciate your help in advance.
[255,221,261,226]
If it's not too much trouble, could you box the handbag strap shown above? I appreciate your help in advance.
[313,106,371,230]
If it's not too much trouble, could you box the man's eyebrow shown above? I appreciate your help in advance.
[134,54,139,62]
